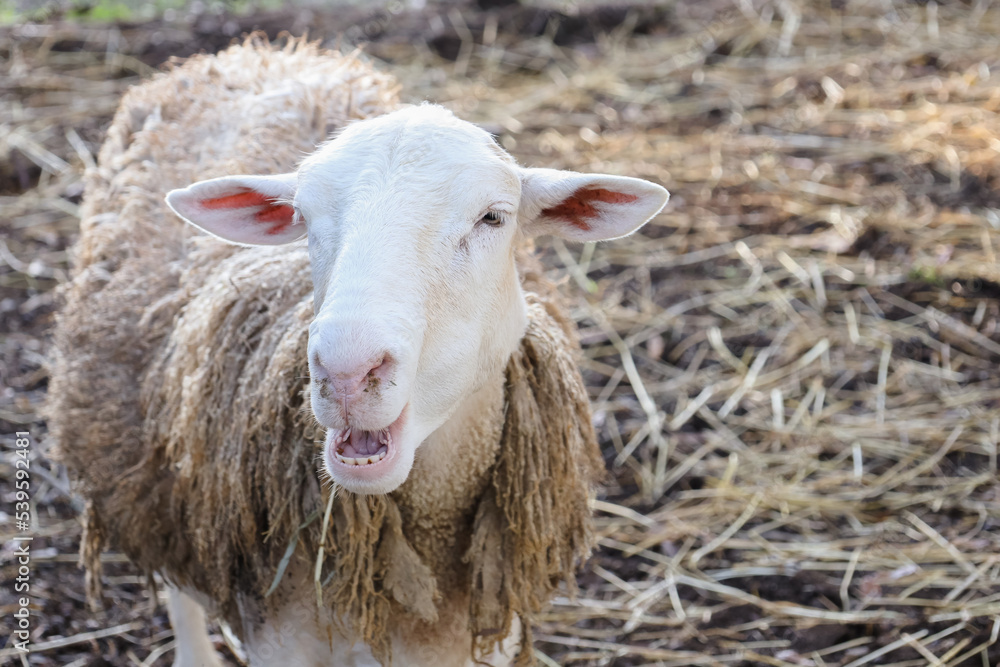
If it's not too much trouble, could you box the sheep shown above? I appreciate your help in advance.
[47,38,669,667]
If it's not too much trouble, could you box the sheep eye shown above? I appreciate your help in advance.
[479,211,503,226]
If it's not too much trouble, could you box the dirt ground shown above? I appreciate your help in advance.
[2,0,1000,665]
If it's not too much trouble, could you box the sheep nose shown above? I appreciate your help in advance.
[313,352,393,403]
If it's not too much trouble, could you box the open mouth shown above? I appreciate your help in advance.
[330,427,392,466]
[324,407,407,473]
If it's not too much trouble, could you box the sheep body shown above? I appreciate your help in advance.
[48,39,607,665]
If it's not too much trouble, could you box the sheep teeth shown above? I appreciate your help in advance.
[334,448,387,466]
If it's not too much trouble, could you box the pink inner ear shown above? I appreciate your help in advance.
[201,190,295,236]
[540,187,638,231]
[201,191,273,210]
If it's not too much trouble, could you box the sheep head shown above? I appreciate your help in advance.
[165,105,668,495]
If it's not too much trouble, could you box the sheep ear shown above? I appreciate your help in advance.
[518,167,669,242]
[165,173,302,245]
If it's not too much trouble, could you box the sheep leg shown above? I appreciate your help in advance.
[166,585,223,667]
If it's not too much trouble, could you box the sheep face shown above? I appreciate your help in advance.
[166,105,668,495]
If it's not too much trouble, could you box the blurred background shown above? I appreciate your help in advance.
[2,1,1000,665]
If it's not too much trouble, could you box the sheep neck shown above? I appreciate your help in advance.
[390,367,507,587]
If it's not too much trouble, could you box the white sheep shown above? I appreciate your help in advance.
[48,39,668,667]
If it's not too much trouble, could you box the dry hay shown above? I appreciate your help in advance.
[2,0,1000,665]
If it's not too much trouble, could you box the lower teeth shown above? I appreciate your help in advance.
[335,450,386,466]
[334,430,388,466]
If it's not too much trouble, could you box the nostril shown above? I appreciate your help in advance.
[311,353,330,380]
[368,352,392,378]
[363,352,395,391]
